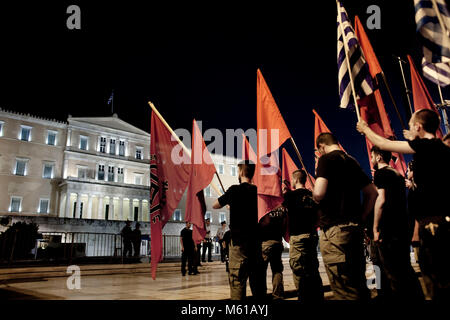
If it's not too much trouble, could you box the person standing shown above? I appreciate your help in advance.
[202,218,213,262]
[216,221,228,263]
[180,221,197,276]
[213,160,266,300]
[313,132,377,300]
[283,169,324,302]
[370,146,424,301]
[132,223,142,258]
[121,220,133,258]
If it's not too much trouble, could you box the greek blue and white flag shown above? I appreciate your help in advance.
[415,0,450,86]
[107,91,114,105]
[337,1,374,109]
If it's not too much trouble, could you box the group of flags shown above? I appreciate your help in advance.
[148,0,450,279]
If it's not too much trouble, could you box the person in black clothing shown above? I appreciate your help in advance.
[258,206,287,300]
[222,229,231,273]
[370,146,424,301]
[121,220,133,258]
[358,109,450,301]
[132,223,142,258]
[202,218,213,262]
[180,221,197,276]
[313,132,378,300]
[213,160,265,300]
[283,169,323,302]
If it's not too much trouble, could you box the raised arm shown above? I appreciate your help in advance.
[212,200,223,209]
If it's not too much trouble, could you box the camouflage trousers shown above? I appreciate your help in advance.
[289,233,324,301]
[319,222,370,300]
[261,240,284,299]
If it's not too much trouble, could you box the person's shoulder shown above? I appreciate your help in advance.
[294,188,312,196]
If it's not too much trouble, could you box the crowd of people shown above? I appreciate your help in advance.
[208,108,449,301]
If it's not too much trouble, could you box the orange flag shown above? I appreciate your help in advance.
[355,16,407,176]
[408,54,443,138]
[255,69,290,221]
[241,133,257,163]
[185,119,216,244]
[281,148,315,192]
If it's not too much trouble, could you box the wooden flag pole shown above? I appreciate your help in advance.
[290,137,315,188]
[337,0,361,122]
[148,101,224,196]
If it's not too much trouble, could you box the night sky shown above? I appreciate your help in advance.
[0,0,449,176]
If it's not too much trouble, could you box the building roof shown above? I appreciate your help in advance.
[69,114,150,137]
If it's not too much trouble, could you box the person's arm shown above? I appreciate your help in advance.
[373,188,385,242]
[313,177,328,203]
[213,200,222,209]
[180,236,184,252]
[412,219,420,243]
[361,183,378,221]
[357,120,415,154]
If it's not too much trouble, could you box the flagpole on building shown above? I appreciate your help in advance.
[148,101,224,196]
[289,137,315,188]
[337,0,362,122]
[396,56,414,118]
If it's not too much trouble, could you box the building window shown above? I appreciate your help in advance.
[117,168,124,183]
[231,166,237,176]
[14,159,28,176]
[10,197,22,212]
[0,121,4,136]
[135,147,143,160]
[42,163,54,179]
[205,211,211,222]
[134,174,143,185]
[205,186,212,198]
[173,209,182,221]
[119,141,125,156]
[99,137,106,153]
[110,139,116,155]
[77,166,88,179]
[219,212,226,223]
[47,131,57,146]
[108,166,115,182]
[218,164,224,174]
[20,125,32,141]
[98,164,105,180]
[38,199,50,214]
[79,135,88,150]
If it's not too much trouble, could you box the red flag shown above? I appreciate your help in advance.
[408,54,443,138]
[241,133,257,163]
[185,119,216,245]
[255,70,290,221]
[281,148,315,192]
[355,16,407,175]
[150,112,190,280]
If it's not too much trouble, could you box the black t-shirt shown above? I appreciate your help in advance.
[180,228,194,251]
[373,166,409,239]
[218,182,258,245]
[408,138,450,220]
[258,207,286,241]
[282,188,318,235]
[316,150,371,228]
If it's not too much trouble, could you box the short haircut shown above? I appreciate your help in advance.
[292,169,307,185]
[221,221,226,225]
[443,133,450,142]
[237,160,255,179]
[316,132,339,149]
[371,146,391,163]
[413,109,440,134]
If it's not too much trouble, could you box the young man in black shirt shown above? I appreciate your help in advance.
[358,109,450,301]
[370,146,424,301]
[313,133,378,300]
[213,160,265,300]
[180,221,197,276]
[283,169,324,301]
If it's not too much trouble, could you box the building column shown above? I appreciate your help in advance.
[65,192,72,218]
[138,199,143,222]
[59,192,65,218]
[98,196,104,219]
[119,197,124,220]
[129,199,133,221]
[110,197,115,220]
[87,194,93,219]
[75,193,82,219]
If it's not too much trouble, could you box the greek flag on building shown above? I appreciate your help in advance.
[337,1,374,109]
[415,0,450,86]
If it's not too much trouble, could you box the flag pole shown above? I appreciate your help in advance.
[396,56,414,118]
[431,0,450,39]
[148,101,224,196]
[337,0,361,122]
[378,73,407,130]
[435,84,450,134]
[289,137,315,188]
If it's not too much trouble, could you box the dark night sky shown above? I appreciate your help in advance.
[0,0,448,176]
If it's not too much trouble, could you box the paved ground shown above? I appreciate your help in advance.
[0,254,425,300]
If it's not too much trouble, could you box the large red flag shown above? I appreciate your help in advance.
[241,133,257,163]
[281,148,315,192]
[150,112,190,280]
[185,119,216,245]
[355,16,407,175]
[408,54,443,138]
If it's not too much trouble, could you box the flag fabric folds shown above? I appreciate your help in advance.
[414,0,450,86]
[185,119,216,245]
[241,133,257,163]
[337,1,375,109]
[150,112,191,279]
